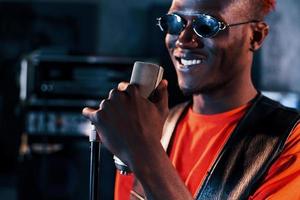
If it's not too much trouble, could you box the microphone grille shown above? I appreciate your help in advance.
[130,61,164,98]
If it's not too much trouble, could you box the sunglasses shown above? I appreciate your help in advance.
[157,13,260,38]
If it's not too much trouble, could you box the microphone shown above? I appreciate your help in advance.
[89,125,100,200]
[114,61,164,175]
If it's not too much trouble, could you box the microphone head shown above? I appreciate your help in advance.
[130,61,164,98]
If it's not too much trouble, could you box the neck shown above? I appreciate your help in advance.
[192,76,257,115]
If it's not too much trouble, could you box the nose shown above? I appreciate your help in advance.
[175,22,204,49]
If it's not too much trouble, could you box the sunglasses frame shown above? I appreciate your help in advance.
[157,13,260,38]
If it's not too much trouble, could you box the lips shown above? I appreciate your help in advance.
[174,49,207,63]
[174,53,207,72]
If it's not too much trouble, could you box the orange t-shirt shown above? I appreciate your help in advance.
[169,104,250,196]
[114,104,300,200]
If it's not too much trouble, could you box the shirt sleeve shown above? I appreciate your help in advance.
[249,122,300,200]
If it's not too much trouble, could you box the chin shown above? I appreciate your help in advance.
[178,78,204,96]
[179,83,220,96]
[179,86,198,96]
[178,79,200,96]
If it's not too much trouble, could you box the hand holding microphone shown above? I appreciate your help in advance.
[83,61,168,175]
[114,62,164,174]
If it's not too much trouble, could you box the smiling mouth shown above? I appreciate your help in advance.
[181,58,203,66]
[175,57,204,71]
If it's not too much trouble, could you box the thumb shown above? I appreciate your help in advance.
[82,107,97,122]
[151,79,169,115]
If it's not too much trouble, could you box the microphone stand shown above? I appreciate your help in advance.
[89,125,100,200]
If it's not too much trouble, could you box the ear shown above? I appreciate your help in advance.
[250,22,269,51]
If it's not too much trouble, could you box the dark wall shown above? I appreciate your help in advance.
[261,0,300,92]
[0,1,101,199]
[0,0,100,172]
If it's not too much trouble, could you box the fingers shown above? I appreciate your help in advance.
[119,80,168,115]
[125,83,139,94]
[111,81,137,99]
[118,81,140,98]
[82,102,110,123]
[153,79,169,115]
[99,99,107,109]
[82,104,108,126]
[82,107,103,142]
[83,82,144,123]
[108,87,130,101]
[108,88,118,100]
[118,82,129,91]
[82,107,97,121]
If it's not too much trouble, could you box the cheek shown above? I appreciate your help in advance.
[217,39,248,77]
[165,34,177,50]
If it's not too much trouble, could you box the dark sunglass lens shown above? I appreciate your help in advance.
[193,15,220,37]
[160,14,185,35]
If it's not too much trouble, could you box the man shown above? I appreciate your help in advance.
[83,0,300,199]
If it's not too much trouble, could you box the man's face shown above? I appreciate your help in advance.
[166,0,253,95]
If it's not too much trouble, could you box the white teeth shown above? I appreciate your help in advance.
[181,58,203,66]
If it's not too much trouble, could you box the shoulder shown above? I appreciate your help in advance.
[283,122,300,155]
[248,116,300,199]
